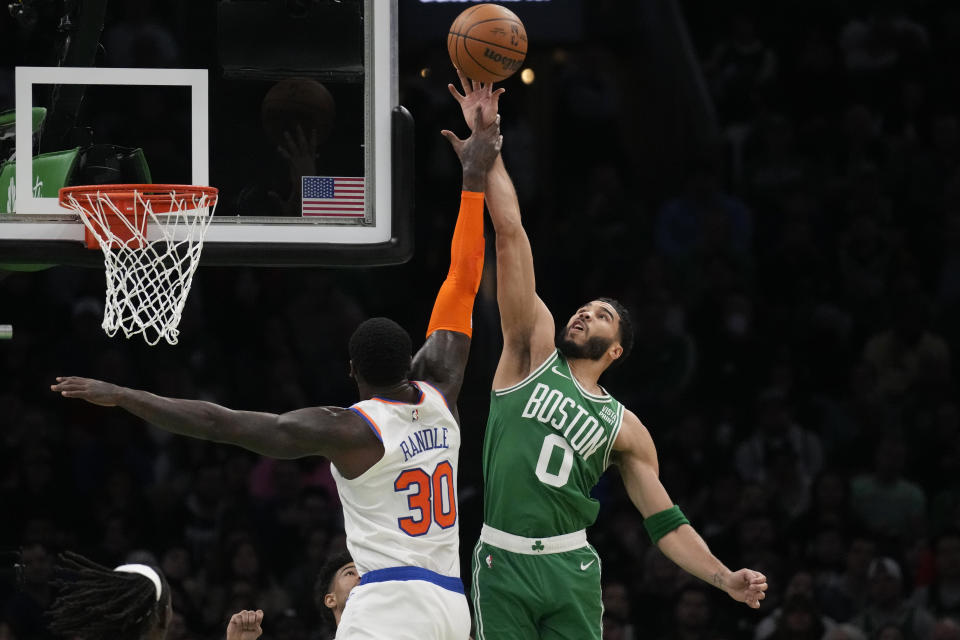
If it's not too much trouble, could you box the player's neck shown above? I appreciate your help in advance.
[359,379,418,403]
[566,358,607,396]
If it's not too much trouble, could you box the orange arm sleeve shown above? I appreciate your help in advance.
[427,190,485,338]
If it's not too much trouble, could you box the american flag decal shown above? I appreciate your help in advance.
[301,176,365,217]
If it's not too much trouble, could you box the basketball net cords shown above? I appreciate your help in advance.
[67,189,215,346]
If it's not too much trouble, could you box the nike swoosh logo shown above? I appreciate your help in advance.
[580,559,596,571]
[551,366,570,380]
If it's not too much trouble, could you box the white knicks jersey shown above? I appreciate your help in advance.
[331,381,462,577]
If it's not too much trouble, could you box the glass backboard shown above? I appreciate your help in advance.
[0,0,412,267]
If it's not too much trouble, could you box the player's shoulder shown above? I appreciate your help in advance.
[492,345,558,391]
[612,409,655,453]
[413,380,453,410]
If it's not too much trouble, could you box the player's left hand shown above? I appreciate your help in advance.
[724,569,767,609]
[448,69,504,131]
[51,377,123,407]
[277,124,318,179]
[226,609,264,640]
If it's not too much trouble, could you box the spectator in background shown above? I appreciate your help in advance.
[703,13,778,125]
[912,530,960,622]
[755,571,836,640]
[213,535,289,623]
[862,282,952,402]
[160,545,206,636]
[655,158,753,264]
[1,543,54,640]
[839,3,929,75]
[657,584,726,640]
[734,389,824,496]
[627,292,697,415]
[822,624,868,640]
[851,557,935,640]
[766,594,829,640]
[602,579,637,640]
[851,433,927,542]
[817,532,878,623]
[932,618,960,640]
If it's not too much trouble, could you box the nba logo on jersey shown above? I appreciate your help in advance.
[411,409,420,421]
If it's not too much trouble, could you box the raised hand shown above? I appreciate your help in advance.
[723,569,768,609]
[226,609,264,640]
[441,107,503,185]
[447,69,504,131]
[51,376,123,407]
[277,124,318,180]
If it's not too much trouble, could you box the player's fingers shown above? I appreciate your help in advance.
[456,69,471,93]
[447,83,465,102]
[229,613,242,625]
[440,129,463,151]
[254,610,264,623]
[493,87,506,98]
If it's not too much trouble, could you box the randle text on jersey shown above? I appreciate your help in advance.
[521,382,610,460]
[400,426,450,462]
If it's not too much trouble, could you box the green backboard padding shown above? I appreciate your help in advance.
[0,107,48,133]
[0,147,81,212]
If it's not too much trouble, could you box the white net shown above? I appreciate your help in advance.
[61,186,217,346]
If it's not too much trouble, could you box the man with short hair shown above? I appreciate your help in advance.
[314,552,359,630]
[52,109,503,640]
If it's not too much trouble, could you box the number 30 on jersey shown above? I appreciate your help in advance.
[393,461,457,536]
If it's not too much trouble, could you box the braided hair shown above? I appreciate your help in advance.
[48,551,171,640]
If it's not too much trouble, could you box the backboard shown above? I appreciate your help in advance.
[0,0,412,267]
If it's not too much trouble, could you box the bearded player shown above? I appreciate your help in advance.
[447,73,768,640]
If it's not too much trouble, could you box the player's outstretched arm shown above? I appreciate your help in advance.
[613,410,768,609]
[448,71,553,385]
[226,609,264,640]
[411,108,501,407]
[50,376,369,461]
[484,153,556,386]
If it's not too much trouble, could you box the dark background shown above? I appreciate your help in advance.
[3,0,960,639]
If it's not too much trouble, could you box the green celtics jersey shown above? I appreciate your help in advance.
[482,350,624,537]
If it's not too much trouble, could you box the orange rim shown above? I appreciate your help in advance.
[59,184,218,209]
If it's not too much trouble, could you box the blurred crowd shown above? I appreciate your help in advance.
[3,0,960,639]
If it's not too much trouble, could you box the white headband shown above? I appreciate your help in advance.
[114,564,162,602]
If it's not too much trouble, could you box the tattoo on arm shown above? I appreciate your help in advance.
[712,572,724,588]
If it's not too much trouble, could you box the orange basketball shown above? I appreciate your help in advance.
[447,3,528,83]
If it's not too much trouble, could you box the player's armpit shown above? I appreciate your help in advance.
[411,329,471,407]
[491,295,556,389]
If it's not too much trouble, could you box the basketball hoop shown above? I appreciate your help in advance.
[59,184,218,346]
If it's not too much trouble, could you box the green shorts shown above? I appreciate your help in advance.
[470,537,603,640]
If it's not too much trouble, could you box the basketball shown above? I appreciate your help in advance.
[447,3,528,83]
[261,78,336,145]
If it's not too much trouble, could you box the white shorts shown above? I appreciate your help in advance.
[336,568,471,640]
